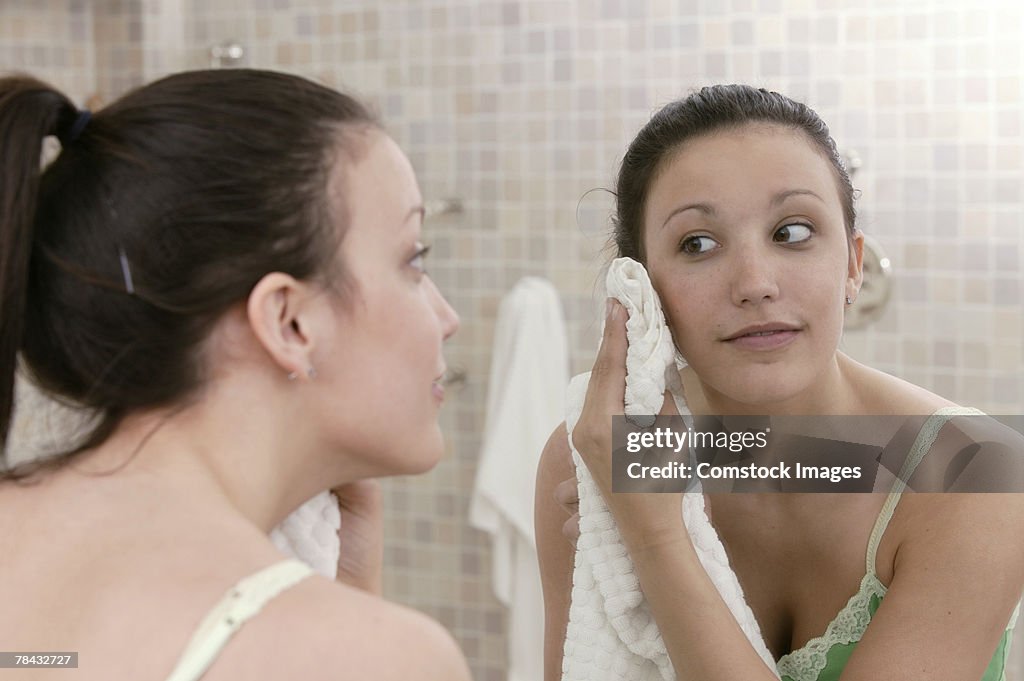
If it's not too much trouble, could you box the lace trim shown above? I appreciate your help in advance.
[775,572,887,681]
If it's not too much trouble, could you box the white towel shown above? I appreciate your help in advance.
[471,276,570,681]
[270,491,339,580]
[561,257,777,680]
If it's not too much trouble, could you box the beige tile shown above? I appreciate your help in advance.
[315,13,332,36]
[962,277,991,304]
[339,11,357,33]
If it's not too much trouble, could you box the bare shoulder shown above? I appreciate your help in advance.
[897,492,1024,552]
[842,492,1024,678]
[888,491,1024,606]
[205,576,471,681]
[839,353,960,414]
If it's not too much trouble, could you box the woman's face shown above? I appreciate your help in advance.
[643,123,861,412]
[312,131,459,476]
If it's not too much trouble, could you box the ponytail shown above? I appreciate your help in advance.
[0,76,79,452]
[1,69,376,482]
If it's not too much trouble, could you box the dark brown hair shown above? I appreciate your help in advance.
[614,84,856,262]
[0,69,377,481]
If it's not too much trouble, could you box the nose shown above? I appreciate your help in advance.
[730,244,780,307]
[428,277,460,340]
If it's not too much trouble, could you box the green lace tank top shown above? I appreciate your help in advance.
[775,407,1020,681]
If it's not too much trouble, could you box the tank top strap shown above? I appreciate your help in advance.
[165,558,316,681]
[865,407,986,577]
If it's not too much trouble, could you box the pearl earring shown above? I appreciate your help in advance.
[845,296,853,305]
[287,366,316,381]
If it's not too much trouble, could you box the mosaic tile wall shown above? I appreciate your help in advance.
[4,1,1022,679]
[0,0,95,103]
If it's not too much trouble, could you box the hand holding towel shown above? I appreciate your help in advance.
[561,257,777,680]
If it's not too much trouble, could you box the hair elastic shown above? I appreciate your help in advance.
[59,109,92,146]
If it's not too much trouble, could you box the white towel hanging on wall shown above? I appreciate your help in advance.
[471,276,570,681]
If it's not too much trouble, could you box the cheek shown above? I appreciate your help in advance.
[649,271,712,356]
[800,255,848,309]
[379,290,442,362]
[663,298,715,361]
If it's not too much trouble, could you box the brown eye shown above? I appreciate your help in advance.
[680,235,718,255]
[774,224,813,243]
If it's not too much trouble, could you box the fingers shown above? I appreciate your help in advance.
[554,476,580,548]
[585,298,628,415]
[572,299,629,460]
[561,514,580,548]
[553,476,579,514]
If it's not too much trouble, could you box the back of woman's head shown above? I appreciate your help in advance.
[0,69,376,479]
[614,84,855,261]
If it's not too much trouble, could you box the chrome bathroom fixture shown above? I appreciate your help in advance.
[842,148,862,178]
[440,367,467,389]
[424,198,463,220]
[209,41,245,68]
[844,234,893,330]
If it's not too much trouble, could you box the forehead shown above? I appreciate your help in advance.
[329,130,419,206]
[327,130,421,237]
[648,123,839,208]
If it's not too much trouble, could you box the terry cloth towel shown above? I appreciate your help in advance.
[471,276,570,681]
[270,491,340,580]
[561,257,777,680]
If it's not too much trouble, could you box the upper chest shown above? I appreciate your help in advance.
[705,493,898,661]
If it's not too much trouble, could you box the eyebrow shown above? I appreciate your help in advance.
[660,189,826,229]
[770,189,824,207]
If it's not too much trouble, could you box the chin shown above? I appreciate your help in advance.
[402,451,443,475]
[709,370,812,411]
[394,430,446,476]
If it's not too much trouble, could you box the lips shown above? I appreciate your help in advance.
[723,322,802,342]
[722,323,801,352]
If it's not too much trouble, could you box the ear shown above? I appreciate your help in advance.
[246,272,318,380]
[847,229,865,297]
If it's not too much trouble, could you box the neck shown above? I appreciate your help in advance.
[54,377,353,535]
[682,352,866,417]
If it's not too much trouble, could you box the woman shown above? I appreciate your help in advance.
[0,70,469,680]
[537,85,1023,680]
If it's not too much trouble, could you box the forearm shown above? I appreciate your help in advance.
[625,516,779,681]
